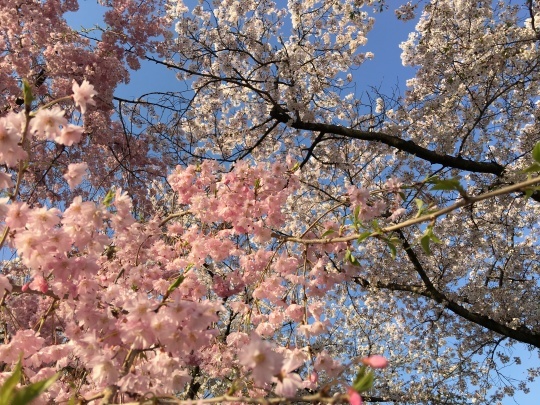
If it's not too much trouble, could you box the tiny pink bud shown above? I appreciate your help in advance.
[21,283,29,292]
[362,355,388,369]
[347,387,363,405]
[309,371,318,383]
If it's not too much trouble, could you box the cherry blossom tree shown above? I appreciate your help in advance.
[0,0,539,404]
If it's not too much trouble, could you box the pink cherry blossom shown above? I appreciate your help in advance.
[56,123,84,146]
[0,275,12,296]
[72,79,97,114]
[5,202,30,229]
[27,206,61,231]
[29,275,49,294]
[273,350,306,397]
[0,330,44,364]
[0,171,13,188]
[347,186,370,206]
[30,107,67,140]
[362,355,389,369]
[0,113,27,166]
[63,162,88,189]
[239,333,284,387]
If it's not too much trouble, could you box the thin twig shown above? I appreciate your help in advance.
[274,176,540,244]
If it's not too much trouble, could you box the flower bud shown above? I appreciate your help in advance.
[362,355,388,369]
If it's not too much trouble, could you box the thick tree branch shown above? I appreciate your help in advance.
[352,277,427,297]
[396,230,540,348]
[300,131,326,169]
[270,106,505,176]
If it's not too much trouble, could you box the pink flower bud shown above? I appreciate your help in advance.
[309,371,318,383]
[39,282,48,294]
[362,355,388,369]
[21,283,29,292]
[348,387,363,405]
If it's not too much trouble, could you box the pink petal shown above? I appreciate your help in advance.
[362,355,389,369]
[348,388,363,405]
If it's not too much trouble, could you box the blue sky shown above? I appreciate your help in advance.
[61,2,540,404]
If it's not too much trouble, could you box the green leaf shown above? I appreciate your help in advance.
[430,178,462,191]
[430,232,442,244]
[11,373,58,405]
[353,205,361,224]
[352,370,375,392]
[521,163,540,173]
[167,274,185,293]
[414,199,426,218]
[22,79,34,106]
[352,365,366,386]
[420,234,431,255]
[344,249,360,266]
[0,358,22,405]
[533,142,540,164]
[102,188,115,207]
[386,240,397,259]
[425,175,440,183]
[521,186,540,198]
[321,229,335,238]
[357,231,372,243]
[419,226,442,255]
[167,263,192,294]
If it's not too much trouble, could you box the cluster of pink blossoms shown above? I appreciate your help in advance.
[0,79,393,402]
[0,80,96,297]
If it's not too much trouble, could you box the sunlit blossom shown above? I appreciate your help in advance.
[72,79,97,114]
[239,333,283,387]
[63,162,88,189]
[30,107,67,140]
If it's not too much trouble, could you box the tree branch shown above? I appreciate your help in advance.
[274,176,540,245]
[270,106,505,176]
[396,230,540,348]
